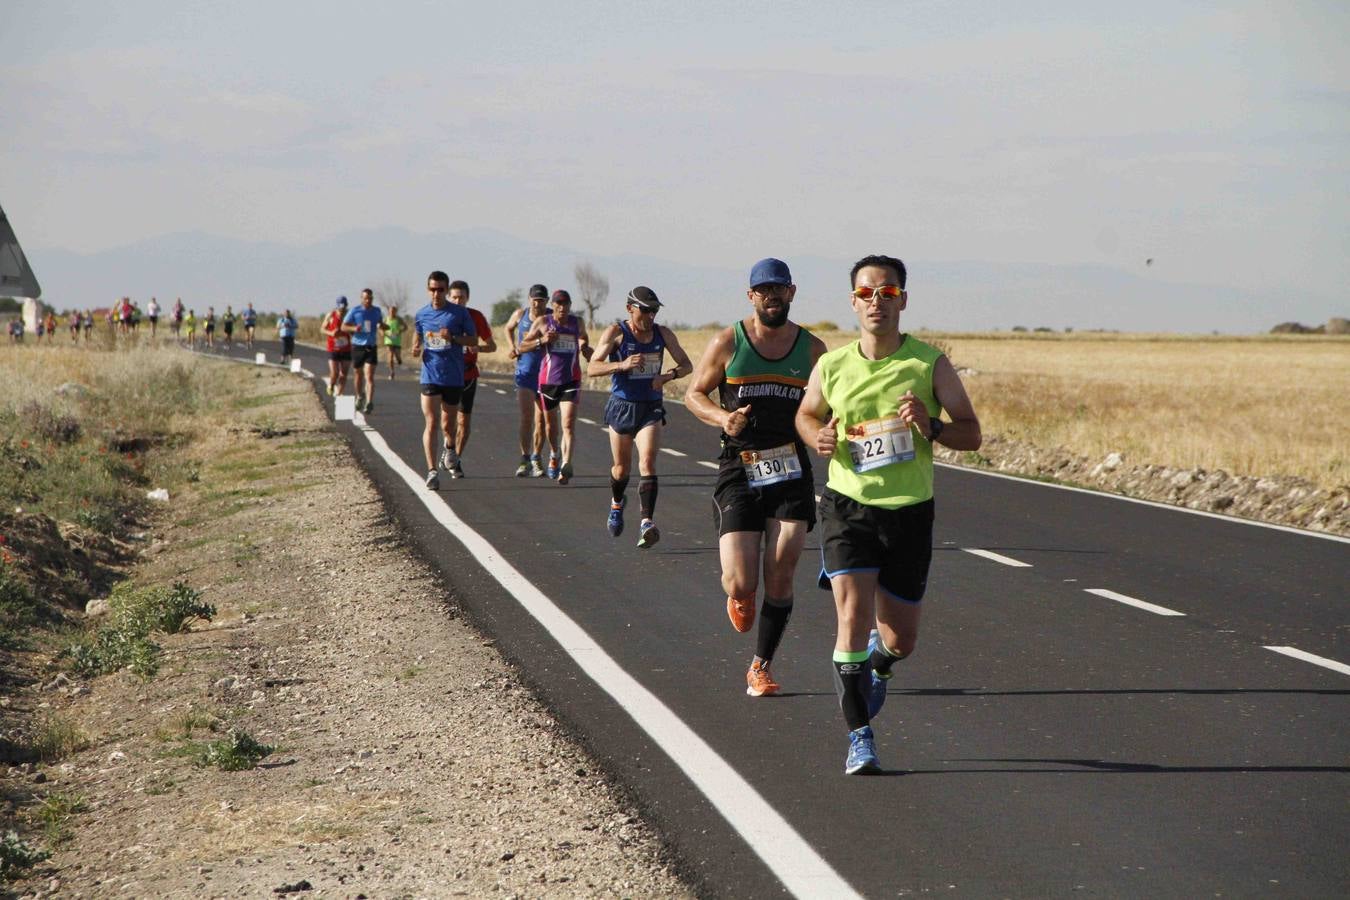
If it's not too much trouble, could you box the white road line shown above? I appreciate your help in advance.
[352,421,859,900]
[494,388,507,395]
[697,461,720,470]
[1264,646,1350,677]
[660,448,688,457]
[962,548,1033,568]
[1084,588,1186,617]
[937,461,1350,545]
[579,417,597,425]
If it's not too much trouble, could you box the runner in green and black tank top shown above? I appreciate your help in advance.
[686,257,828,699]
[381,306,405,380]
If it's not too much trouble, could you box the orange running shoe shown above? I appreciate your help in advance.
[727,595,755,633]
[745,660,780,697]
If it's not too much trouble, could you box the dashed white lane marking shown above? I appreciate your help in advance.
[1084,588,1186,617]
[351,420,859,900]
[1264,646,1350,677]
[579,417,597,425]
[494,388,507,395]
[697,461,719,470]
[962,548,1033,568]
[660,448,687,457]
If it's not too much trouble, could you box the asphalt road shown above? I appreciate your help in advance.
[214,339,1349,898]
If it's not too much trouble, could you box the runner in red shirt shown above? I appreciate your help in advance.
[447,280,497,478]
[321,296,353,397]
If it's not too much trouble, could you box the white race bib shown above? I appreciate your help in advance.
[333,333,350,350]
[846,416,915,472]
[630,355,663,380]
[740,443,803,488]
[424,333,447,350]
[552,334,577,353]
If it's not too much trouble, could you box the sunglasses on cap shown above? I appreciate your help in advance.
[851,284,904,301]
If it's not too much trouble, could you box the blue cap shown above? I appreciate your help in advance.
[749,258,792,288]
[336,295,348,307]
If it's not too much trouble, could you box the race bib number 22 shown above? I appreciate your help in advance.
[846,417,915,472]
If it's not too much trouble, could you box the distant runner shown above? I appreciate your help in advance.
[322,296,352,396]
[146,297,161,339]
[203,306,217,349]
[381,305,406,380]
[685,258,826,697]
[276,309,298,364]
[586,286,692,548]
[503,284,550,477]
[183,309,198,349]
[343,288,384,414]
[171,298,184,338]
[521,289,592,484]
[221,305,236,350]
[411,271,477,490]
[242,303,258,349]
[447,280,497,478]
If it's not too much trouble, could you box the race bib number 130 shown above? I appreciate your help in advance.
[846,417,915,472]
[740,443,802,488]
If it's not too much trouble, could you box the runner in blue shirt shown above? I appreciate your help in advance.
[242,303,258,349]
[276,310,298,364]
[343,288,385,414]
[411,270,477,489]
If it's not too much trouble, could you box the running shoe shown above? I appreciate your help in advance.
[607,499,625,537]
[363,400,373,415]
[440,445,454,471]
[425,469,440,491]
[530,457,546,478]
[449,460,464,479]
[637,519,660,549]
[727,596,755,633]
[557,462,573,485]
[327,383,336,397]
[546,456,560,480]
[845,725,881,775]
[867,629,891,720]
[515,459,530,477]
[745,660,780,697]
[355,397,366,413]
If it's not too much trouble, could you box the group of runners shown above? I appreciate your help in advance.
[178,302,262,351]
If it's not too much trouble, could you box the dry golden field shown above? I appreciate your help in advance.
[667,328,1349,492]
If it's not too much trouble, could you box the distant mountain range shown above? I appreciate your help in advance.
[23,226,1334,333]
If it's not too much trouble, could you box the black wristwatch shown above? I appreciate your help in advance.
[928,417,944,441]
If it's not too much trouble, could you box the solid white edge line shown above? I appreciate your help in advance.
[352,421,860,900]
[936,461,1350,545]
[962,548,1033,568]
[1084,588,1186,617]
[1263,646,1350,677]
[660,448,687,457]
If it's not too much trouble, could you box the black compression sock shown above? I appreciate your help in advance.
[870,636,908,679]
[755,597,793,664]
[610,475,630,505]
[638,476,658,519]
[832,650,871,731]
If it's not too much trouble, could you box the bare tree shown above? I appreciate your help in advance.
[574,261,609,329]
[372,278,411,313]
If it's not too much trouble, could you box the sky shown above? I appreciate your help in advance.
[2,1,1347,324]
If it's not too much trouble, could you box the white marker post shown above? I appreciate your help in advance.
[255,352,266,365]
[290,359,302,373]
[333,395,356,421]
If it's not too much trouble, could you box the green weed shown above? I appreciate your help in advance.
[0,830,50,882]
[63,581,213,679]
[34,791,86,847]
[27,714,90,763]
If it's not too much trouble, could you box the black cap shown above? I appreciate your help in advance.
[528,284,549,299]
[626,286,662,311]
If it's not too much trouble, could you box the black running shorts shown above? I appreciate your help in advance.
[712,456,816,535]
[328,349,352,362]
[352,345,378,368]
[817,489,934,603]
[421,383,464,405]
[539,381,581,411]
[460,378,479,414]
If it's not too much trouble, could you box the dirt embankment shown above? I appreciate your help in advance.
[4,365,692,898]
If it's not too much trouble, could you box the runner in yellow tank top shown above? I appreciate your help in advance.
[795,254,982,776]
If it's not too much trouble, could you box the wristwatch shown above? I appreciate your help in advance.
[928,417,944,441]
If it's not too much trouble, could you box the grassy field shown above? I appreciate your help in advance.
[630,327,1349,492]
